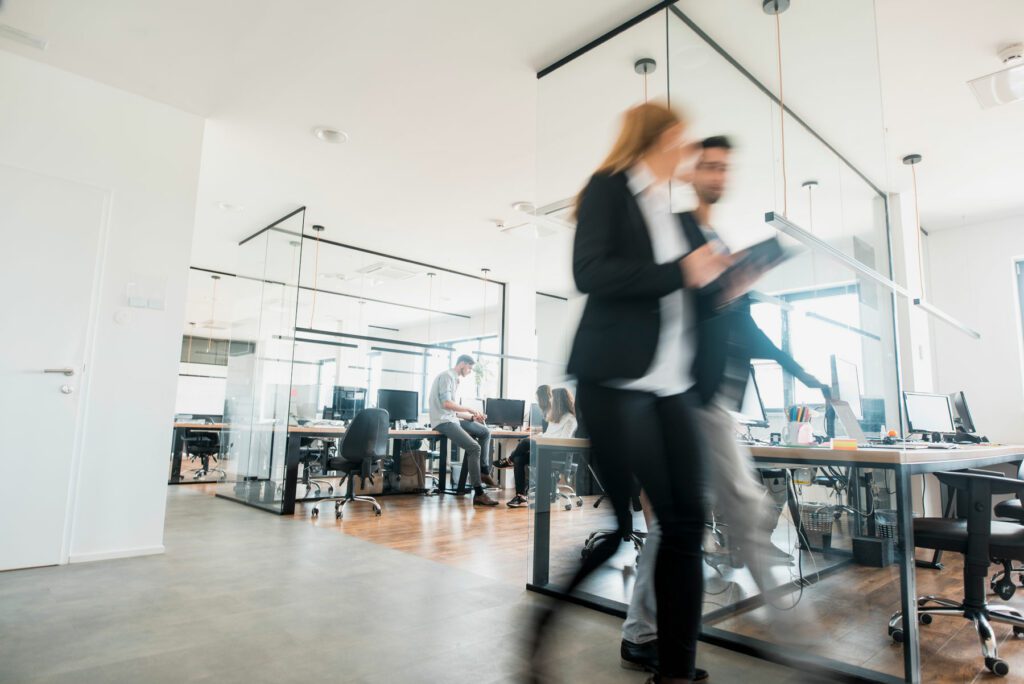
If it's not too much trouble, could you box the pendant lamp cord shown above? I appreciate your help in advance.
[911,164,926,298]
[776,12,788,216]
[207,277,218,352]
[310,230,322,328]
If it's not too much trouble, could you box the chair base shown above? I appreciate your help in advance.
[581,528,646,562]
[556,484,583,511]
[991,560,1024,600]
[311,495,381,519]
[889,595,1024,677]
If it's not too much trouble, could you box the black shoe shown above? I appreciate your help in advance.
[622,640,708,680]
[621,639,658,673]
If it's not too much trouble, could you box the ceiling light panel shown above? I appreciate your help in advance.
[968,63,1024,109]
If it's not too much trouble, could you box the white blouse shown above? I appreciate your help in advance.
[544,414,578,439]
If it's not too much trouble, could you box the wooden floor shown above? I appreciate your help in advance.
[192,484,1024,683]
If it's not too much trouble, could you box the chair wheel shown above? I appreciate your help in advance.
[335,511,342,519]
[1014,626,1024,638]
[375,509,382,516]
[919,614,932,625]
[576,498,583,508]
[564,503,572,511]
[311,508,319,518]
[890,628,904,644]
[994,578,1017,601]
[986,657,1009,676]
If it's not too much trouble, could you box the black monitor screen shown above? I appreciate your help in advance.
[485,398,526,429]
[377,389,419,422]
[332,386,366,420]
[904,391,955,434]
[949,391,976,433]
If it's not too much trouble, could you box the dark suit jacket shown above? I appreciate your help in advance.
[565,171,808,399]
[567,171,693,383]
[679,211,810,406]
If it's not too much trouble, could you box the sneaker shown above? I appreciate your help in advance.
[493,458,514,469]
[473,492,498,506]
[480,473,499,488]
[506,495,529,508]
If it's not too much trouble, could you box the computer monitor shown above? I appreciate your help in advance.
[859,397,886,434]
[730,367,769,428]
[830,355,863,419]
[903,391,956,435]
[332,385,366,420]
[948,390,976,433]
[485,398,526,429]
[377,389,419,423]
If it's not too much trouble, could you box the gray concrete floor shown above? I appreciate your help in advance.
[0,488,809,683]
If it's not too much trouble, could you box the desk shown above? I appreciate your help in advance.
[529,438,1024,684]
[169,422,225,484]
[281,426,530,513]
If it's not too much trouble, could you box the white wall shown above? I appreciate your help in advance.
[926,214,1024,444]
[0,51,205,562]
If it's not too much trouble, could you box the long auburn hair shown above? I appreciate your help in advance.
[574,101,685,215]
[547,387,576,424]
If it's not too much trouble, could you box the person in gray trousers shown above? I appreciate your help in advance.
[428,355,498,506]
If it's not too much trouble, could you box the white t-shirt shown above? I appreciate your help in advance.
[613,163,696,397]
[543,414,578,439]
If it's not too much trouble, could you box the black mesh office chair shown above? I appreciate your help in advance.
[310,408,389,520]
[887,470,1024,677]
[184,430,225,481]
[991,462,1024,600]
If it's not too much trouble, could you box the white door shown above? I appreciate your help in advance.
[0,165,107,570]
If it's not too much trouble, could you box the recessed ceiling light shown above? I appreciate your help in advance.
[0,24,48,51]
[312,126,349,144]
[217,202,244,212]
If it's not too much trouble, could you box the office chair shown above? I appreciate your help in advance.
[887,470,1024,677]
[299,437,335,497]
[581,468,646,562]
[311,408,389,520]
[183,430,225,481]
[990,461,1024,600]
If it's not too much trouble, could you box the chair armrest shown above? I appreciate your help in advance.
[935,470,1024,498]
[961,468,1006,477]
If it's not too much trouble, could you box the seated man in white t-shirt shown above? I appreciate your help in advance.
[428,355,498,506]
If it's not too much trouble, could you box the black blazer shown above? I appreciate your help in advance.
[567,171,701,383]
[681,211,811,405]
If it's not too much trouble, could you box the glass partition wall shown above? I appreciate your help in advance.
[526,4,946,683]
[216,210,305,511]
[199,210,507,512]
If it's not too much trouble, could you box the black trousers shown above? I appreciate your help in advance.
[574,382,707,679]
[509,438,531,495]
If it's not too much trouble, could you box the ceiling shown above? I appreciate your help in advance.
[2,0,1022,306]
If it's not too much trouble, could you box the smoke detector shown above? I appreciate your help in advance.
[999,43,1023,65]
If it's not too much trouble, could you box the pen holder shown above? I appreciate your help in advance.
[786,421,815,445]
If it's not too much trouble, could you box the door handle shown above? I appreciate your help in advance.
[44,368,75,376]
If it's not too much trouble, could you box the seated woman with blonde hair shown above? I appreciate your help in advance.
[504,387,577,508]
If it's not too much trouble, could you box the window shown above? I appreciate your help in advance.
[748,285,862,410]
